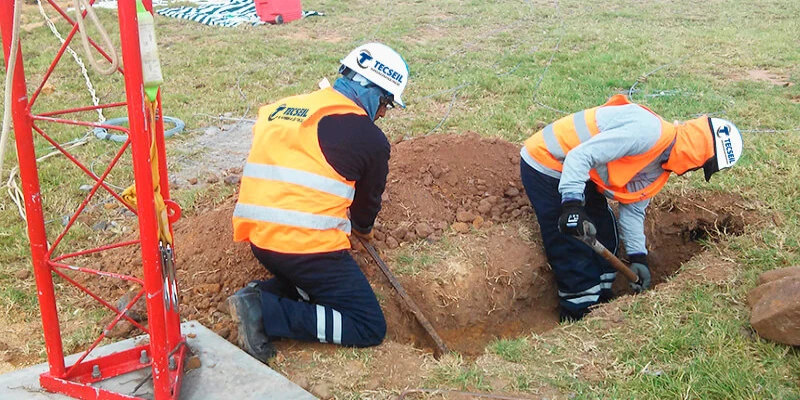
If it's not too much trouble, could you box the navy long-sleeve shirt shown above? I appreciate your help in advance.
[317,113,390,234]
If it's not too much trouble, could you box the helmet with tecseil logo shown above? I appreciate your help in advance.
[703,118,743,181]
[339,42,409,108]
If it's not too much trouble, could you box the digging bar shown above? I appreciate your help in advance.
[355,236,449,358]
[575,235,642,286]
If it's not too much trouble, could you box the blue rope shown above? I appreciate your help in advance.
[94,116,185,143]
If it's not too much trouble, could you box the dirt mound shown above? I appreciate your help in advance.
[373,133,528,248]
[75,133,760,356]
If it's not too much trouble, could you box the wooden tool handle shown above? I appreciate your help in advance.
[578,236,640,284]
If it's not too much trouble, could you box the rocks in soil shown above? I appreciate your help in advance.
[377,133,530,247]
[223,175,241,185]
[15,269,31,280]
[451,222,470,234]
[456,210,476,223]
[104,318,136,338]
[758,266,800,285]
[184,355,202,371]
[414,223,434,239]
[504,186,520,197]
[116,291,148,323]
[749,267,800,345]
[391,227,408,241]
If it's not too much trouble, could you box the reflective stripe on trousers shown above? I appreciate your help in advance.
[316,304,343,344]
[559,272,617,305]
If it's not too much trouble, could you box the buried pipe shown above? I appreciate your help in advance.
[356,236,449,358]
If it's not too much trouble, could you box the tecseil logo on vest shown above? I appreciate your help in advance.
[268,104,310,122]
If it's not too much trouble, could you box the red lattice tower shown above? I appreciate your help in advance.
[1,1,186,398]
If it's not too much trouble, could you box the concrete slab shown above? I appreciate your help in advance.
[0,321,315,400]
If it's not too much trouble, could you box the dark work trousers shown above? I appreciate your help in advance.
[249,244,386,347]
[520,160,619,320]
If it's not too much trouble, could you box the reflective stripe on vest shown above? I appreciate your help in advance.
[233,203,351,233]
[524,94,676,204]
[541,110,596,159]
[243,163,356,200]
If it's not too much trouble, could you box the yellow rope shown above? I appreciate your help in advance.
[121,99,172,245]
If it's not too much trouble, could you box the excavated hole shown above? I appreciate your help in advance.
[72,134,760,358]
[686,214,746,242]
[364,201,752,356]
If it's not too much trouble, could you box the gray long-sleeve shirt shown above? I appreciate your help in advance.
[521,103,674,255]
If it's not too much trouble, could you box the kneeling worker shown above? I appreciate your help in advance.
[228,42,409,362]
[519,94,743,321]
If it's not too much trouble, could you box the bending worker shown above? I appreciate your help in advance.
[227,42,409,363]
[520,94,743,322]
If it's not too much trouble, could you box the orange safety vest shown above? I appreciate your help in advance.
[232,88,366,254]
[524,95,676,204]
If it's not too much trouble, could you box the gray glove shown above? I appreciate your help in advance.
[629,262,651,293]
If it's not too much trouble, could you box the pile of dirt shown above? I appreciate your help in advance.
[74,133,758,356]
[369,133,529,248]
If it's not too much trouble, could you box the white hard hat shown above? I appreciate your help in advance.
[704,118,743,181]
[340,42,409,108]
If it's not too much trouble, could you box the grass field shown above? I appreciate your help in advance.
[2,0,800,398]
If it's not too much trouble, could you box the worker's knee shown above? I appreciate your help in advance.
[357,314,387,347]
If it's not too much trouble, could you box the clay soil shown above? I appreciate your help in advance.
[74,133,758,358]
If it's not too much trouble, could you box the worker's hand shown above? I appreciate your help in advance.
[558,200,596,237]
[628,254,651,293]
[352,229,374,243]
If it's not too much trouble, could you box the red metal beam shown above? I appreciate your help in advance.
[117,1,176,398]
[1,0,67,377]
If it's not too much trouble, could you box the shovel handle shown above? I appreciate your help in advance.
[577,235,641,284]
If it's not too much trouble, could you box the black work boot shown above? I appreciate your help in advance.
[226,282,277,364]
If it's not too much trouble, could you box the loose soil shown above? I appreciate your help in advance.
[71,133,760,362]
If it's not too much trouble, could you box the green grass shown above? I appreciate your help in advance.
[393,244,439,276]
[427,353,491,391]
[489,337,530,363]
[2,0,800,397]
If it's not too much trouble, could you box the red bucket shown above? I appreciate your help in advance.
[255,0,303,24]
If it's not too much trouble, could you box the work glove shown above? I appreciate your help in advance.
[628,254,651,293]
[352,229,374,243]
[558,200,597,237]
